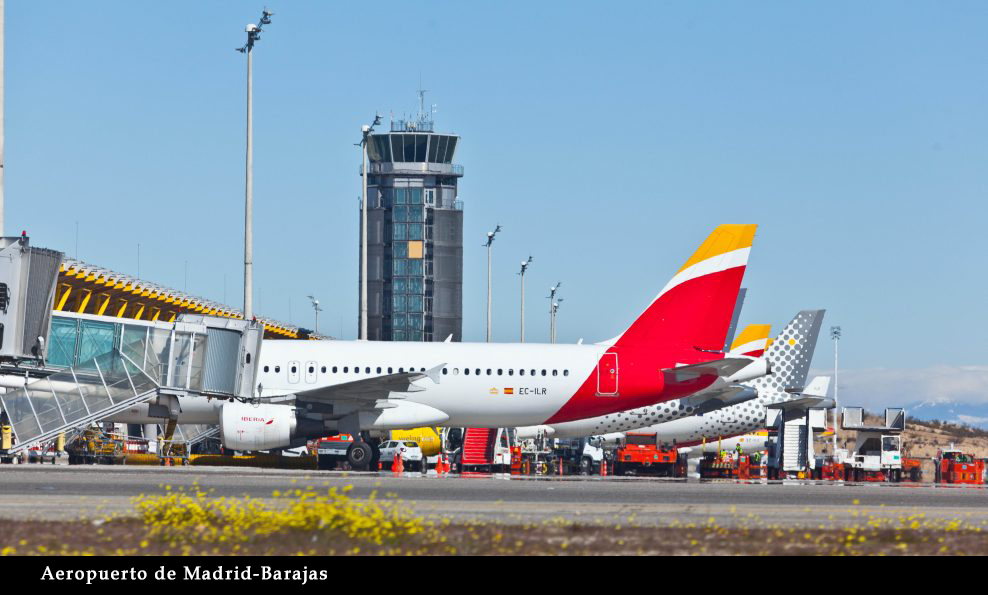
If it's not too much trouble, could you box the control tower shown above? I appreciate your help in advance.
[360,101,464,341]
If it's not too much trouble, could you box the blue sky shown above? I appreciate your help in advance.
[7,2,988,410]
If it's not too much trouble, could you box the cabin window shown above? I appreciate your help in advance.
[291,365,297,374]
[541,369,547,376]
[464,368,470,375]
[343,367,349,373]
[552,370,558,376]
[508,369,514,376]
[275,366,281,373]
[308,366,314,374]
[377,367,382,374]
[263,366,269,373]
[486,369,492,375]
[497,369,503,376]
[321,366,327,373]
[388,367,393,373]
[564,370,569,377]
[453,368,459,375]
[530,369,536,376]
[519,369,525,376]
[365,367,371,374]
[442,368,448,375]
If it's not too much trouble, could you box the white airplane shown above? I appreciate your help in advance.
[586,312,830,455]
[109,224,763,469]
[518,309,826,442]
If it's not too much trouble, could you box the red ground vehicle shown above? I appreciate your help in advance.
[314,434,354,470]
[935,448,984,485]
[613,434,683,477]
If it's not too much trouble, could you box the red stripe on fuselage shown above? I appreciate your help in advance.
[545,266,746,424]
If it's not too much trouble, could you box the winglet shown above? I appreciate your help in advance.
[424,363,445,385]
[444,334,453,343]
[802,376,831,398]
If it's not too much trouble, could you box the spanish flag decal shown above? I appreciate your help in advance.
[504,388,514,395]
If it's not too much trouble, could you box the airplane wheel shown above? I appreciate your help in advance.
[347,442,374,471]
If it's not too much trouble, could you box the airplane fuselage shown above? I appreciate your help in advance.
[257,339,717,428]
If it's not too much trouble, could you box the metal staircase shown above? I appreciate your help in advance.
[1,349,158,454]
[461,428,495,466]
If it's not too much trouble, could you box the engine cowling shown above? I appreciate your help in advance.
[220,401,296,451]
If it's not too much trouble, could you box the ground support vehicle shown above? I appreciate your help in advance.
[613,433,683,477]
[315,434,354,470]
[698,452,765,479]
[935,447,984,485]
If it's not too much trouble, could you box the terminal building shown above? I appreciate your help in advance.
[361,110,464,342]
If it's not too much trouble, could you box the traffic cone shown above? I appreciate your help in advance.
[600,459,607,477]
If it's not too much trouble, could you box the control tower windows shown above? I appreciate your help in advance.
[415,136,427,161]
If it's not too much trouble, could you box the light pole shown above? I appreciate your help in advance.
[485,225,501,342]
[307,295,323,334]
[518,256,533,342]
[551,299,564,344]
[831,325,841,455]
[548,283,561,343]
[358,114,382,340]
[236,9,273,321]
[0,0,5,236]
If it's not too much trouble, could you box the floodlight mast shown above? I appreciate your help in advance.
[831,325,842,455]
[307,295,323,334]
[548,283,561,343]
[236,8,274,321]
[485,225,501,343]
[518,256,533,342]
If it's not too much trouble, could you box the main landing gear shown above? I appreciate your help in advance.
[346,437,380,471]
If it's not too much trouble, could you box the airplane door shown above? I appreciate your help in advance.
[304,361,317,384]
[288,361,300,384]
[596,352,618,396]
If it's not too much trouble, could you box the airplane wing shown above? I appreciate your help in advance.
[680,385,758,414]
[291,364,445,407]
[662,357,756,383]
[767,396,835,411]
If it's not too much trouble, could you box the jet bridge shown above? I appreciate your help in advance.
[0,310,263,455]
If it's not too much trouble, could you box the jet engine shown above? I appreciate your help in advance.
[219,401,296,451]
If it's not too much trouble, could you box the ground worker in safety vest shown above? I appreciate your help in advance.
[736,443,743,457]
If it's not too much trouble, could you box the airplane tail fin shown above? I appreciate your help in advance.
[603,224,756,363]
[751,310,825,394]
[801,375,831,398]
[728,324,772,357]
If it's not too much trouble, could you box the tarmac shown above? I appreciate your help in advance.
[1,464,987,528]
